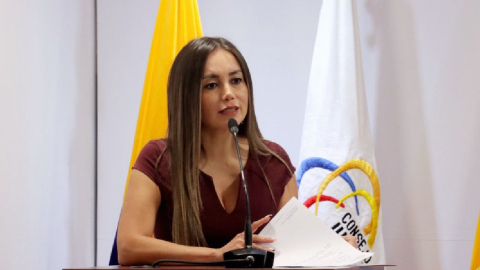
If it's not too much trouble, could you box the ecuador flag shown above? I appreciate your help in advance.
[472,209,480,270]
[109,0,202,265]
[124,0,203,198]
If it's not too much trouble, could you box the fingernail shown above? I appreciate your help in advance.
[270,237,276,241]
[266,214,273,218]
[270,248,275,252]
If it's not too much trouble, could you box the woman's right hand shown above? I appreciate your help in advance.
[217,215,276,258]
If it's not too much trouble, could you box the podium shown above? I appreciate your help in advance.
[63,265,392,270]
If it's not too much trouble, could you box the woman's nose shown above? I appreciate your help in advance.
[222,84,235,101]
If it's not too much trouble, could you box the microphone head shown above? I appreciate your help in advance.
[228,118,239,134]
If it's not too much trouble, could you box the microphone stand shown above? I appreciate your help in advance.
[223,119,274,268]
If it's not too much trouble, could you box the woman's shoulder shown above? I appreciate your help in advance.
[256,139,296,185]
[257,139,294,170]
[136,138,168,159]
[143,138,168,152]
[261,139,289,158]
[134,139,170,182]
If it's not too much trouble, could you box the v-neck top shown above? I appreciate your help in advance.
[133,139,295,248]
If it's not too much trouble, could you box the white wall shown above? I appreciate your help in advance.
[49,0,480,269]
[0,1,96,270]
[8,0,479,269]
[358,1,480,269]
[96,0,160,264]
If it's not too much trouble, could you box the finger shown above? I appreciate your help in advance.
[342,235,358,248]
[350,238,358,248]
[233,235,245,248]
[252,214,272,232]
[342,235,351,242]
[253,243,275,252]
[235,239,245,249]
[253,234,275,244]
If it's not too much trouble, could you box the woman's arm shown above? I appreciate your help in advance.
[117,169,219,265]
[118,169,276,265]
[277,175,298,211]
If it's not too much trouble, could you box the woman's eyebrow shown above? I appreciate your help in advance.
[202,70,242,79]
[202,74,219,79]
[229,69,242,76]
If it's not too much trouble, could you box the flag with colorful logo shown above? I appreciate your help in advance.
[297,0,385,264]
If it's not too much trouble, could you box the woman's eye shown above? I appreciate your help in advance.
[232,78,243,84]
[204,82,217,89]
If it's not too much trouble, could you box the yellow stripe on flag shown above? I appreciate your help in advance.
[123,0,203,199]
[472,208,480,270]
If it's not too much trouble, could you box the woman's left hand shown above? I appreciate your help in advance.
[342,235,358,248]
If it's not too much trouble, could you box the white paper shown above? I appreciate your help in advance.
[259,198,373,267]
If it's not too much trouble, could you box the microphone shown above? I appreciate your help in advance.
[223,118,274,268]
[228,118,239,135]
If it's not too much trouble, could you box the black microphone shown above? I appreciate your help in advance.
[223,118,274,268]
[228,118,239,135]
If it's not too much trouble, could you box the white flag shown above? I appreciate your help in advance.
[297,0,385,264]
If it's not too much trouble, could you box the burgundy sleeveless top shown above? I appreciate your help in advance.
[133,139,295,248]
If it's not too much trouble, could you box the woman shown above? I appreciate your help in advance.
[117,37,352,265]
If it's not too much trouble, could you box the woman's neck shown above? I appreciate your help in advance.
[200,128,248,166]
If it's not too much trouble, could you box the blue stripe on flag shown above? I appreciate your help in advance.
[297,157,360,215]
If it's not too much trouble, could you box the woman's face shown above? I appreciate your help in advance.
[200,49,248,133]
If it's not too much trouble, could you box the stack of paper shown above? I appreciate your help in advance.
[259,198,373,268]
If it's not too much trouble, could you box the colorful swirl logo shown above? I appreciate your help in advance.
[298,158,381,249]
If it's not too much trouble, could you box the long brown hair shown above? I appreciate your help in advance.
[166,37,290,246]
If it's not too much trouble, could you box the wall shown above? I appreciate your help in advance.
[1,0,477,269]
[96,0,160,263]
[0,1,96,270]
[97,1,480,269]
[359,1,480,269]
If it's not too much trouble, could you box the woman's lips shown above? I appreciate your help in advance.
[219,106,239,116]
